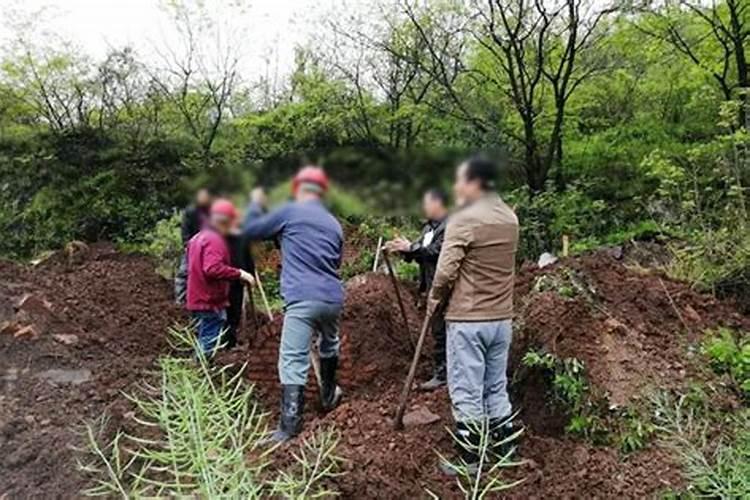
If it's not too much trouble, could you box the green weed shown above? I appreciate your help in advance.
[701,328,750,397]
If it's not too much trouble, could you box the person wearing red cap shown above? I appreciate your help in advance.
[186,198,255,355]
[243,166,345,443]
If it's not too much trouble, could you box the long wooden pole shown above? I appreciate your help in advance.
[383,251,416,349]
[393,311,434,430]
[254,270,274,322]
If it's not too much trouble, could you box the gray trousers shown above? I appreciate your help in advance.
[279,300,342,386]
[446,319,512,422]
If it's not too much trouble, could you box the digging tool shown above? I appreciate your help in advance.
[244,282,260,345]
[383,251,416,349]
[254,270,274,322]
[310,345,323,390]
[372,236,383,272]
[394,309,436,430]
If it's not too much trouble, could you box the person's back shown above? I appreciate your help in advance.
[444,193,518,321]
[244,199,344,305]
[277,200,344,304]
[242,166,345,444]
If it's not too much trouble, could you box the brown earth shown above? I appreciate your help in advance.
[1,244,748,498]
[0,244,184,498]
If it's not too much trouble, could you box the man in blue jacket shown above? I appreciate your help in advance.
[242,166,345,443]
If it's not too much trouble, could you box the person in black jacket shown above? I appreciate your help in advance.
[224,230,255,349]
[174,188,212,305]
[386,188,449,390]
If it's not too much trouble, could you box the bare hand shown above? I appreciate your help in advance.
[239,270,255,286]
[385,237,410,253]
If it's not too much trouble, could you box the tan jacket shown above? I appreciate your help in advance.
[428,193,519,321]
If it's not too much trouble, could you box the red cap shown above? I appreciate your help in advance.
[210,199,238,220]
[292,166,329,194]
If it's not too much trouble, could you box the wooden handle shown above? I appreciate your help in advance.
[393,311,433,430]
[254,270,274,322]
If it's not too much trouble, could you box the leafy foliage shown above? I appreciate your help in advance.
[701,328,750,397]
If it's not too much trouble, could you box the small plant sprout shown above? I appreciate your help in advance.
[429,416,526,500]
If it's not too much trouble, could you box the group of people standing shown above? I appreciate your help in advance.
[175,157,519,473]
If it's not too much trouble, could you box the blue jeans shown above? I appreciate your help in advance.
[279,301,342,385]
[192,310,227,355]
[446,319,512,422]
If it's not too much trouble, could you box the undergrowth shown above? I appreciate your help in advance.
[652,390,749,498]
[701,327,750,398]
[77,325,344,497]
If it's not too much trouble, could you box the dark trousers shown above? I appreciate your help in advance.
[432,313,447,372]
[225,281,244,348]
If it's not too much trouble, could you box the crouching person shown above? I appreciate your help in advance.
[186,199,255,355]
[243,166,345,443]
[427,157,519,474]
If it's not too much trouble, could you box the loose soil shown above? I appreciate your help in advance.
[1,243,747,498]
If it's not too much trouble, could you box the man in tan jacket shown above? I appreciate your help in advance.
[427,156,519,474]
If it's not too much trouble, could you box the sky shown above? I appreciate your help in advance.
[0,0,367,81]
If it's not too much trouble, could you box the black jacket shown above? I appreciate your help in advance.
[402,218,447,293]
[181,205,210,244]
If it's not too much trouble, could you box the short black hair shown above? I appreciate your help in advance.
[464,156,498,190]
[424,188,448,206]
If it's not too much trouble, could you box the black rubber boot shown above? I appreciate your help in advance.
[439,421,481,477]
[320,356,343,411]
[490,416,517,459]
[265,385,305,444]
[419,363,447,391]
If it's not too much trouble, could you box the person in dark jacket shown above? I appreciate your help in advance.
[223,230,255,349]
[186,199,255,355]
[243,166,345,443]
[175,188,212,305]
[386,188,449,390]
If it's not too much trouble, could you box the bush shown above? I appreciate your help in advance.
[119,211,183,278]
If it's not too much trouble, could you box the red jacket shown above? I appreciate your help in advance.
[186,228,241,311]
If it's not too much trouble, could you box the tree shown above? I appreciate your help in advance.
[637,0,749,129]
[401,0,617,192]
[151,0,247,165]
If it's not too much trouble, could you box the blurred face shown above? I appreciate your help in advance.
[196,189,211,208]
[453,163,481,207]
[252,188,268,207]
[210,214,232,235]
[422,193,446,220]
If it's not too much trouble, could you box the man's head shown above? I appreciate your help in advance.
[292,166,329,202]
[454,156,498,207]
[209,199,238,235]
[196,188,212,208]
[250,187,267,207]
[422,188,448,220]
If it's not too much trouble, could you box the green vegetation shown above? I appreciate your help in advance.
[651,391,749,498]
[0,0,746,280]
[78,325,344,497]
[701,328,750,397]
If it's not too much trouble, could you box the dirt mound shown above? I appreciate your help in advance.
[221,273,423,409]
[0,244,183,499]
[512,251,750,435]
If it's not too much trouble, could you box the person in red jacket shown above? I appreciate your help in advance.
[186,199,255,355]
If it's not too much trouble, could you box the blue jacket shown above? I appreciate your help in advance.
[242,200,344,305]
